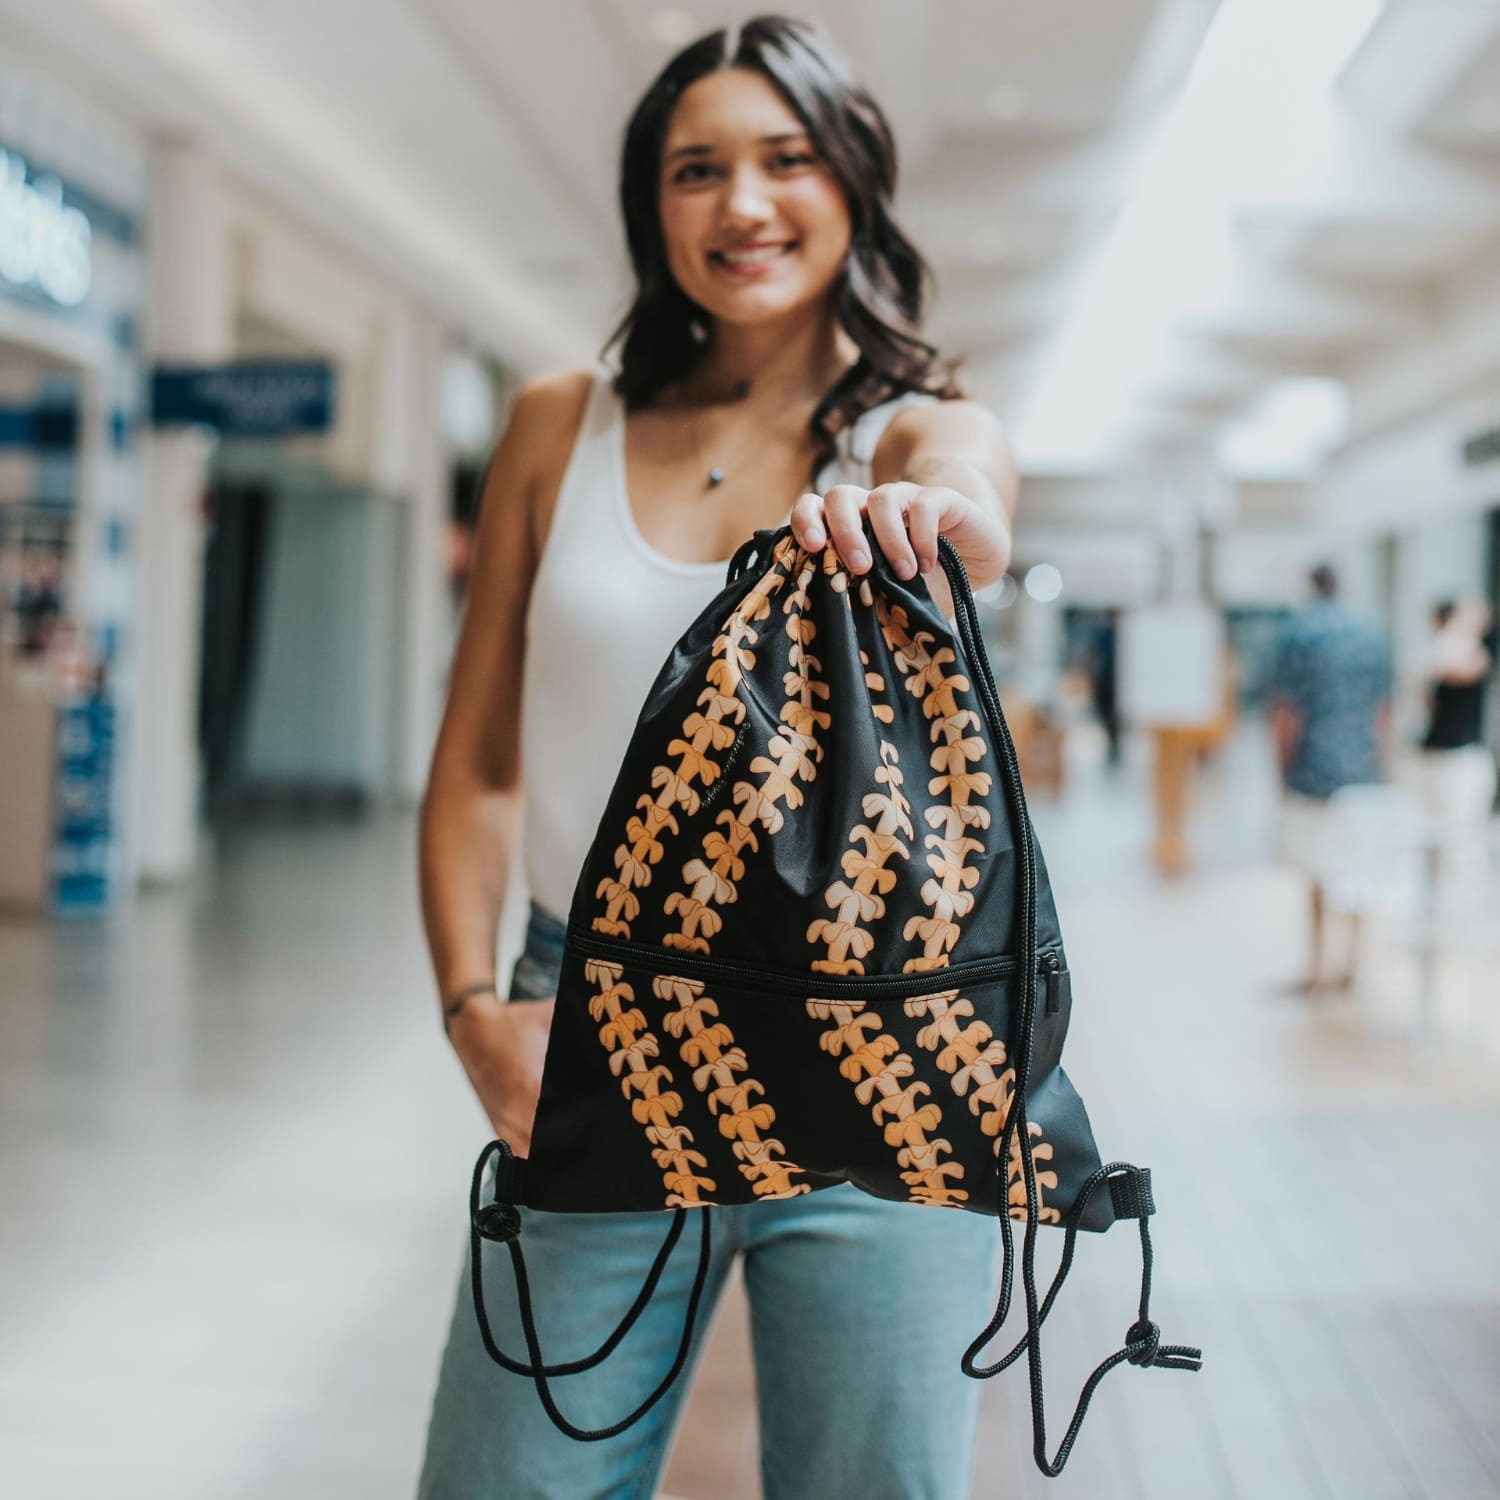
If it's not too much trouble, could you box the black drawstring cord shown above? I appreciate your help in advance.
[468,1141,690,1375]
[468,1139,715,1442]
[938,537,1202,1477]
[961,1162,1204,1471]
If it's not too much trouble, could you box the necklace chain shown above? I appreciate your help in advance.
[684,376,828,494]
[689,379,756,492]
[678,356,852,495]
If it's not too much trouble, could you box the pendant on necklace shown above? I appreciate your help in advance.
[704,382,747,489]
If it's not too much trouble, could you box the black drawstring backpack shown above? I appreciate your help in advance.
[467,524,1202,1476]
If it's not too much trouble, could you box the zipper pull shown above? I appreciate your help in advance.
[1041,953,1070,1016]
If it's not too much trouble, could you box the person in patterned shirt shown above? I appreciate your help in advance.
[1270,563,1392,992]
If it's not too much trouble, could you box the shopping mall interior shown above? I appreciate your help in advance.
[1,2,1498,1497]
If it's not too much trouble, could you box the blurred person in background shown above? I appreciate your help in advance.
[1089,607,1122,768]
[1418,596,1496,895]
[1270,563,1392,993]
[15,547,65,658]
[415,16,1017,1499]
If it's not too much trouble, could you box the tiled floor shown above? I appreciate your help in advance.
[2,725,1497,1499]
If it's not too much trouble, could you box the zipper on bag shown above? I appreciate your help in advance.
[567,923,1064,1001]
[1042,952,1070,1016]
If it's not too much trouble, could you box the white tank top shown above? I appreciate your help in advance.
[518,366,937,919]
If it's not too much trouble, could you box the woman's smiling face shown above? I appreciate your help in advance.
[658,68,852,330]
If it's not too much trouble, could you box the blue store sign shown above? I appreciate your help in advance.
[0,146,94,308]
[54,691,117,914]
[151,361,336,436]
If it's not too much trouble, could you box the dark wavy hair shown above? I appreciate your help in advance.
[603,14,960,485]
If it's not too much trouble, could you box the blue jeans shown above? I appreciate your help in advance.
[416,902,1001,1500]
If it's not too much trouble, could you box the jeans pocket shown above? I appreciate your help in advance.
[508,948,561,1002]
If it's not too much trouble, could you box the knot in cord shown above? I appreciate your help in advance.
[474,1202,522,1243]
[1124,1318,1161,1367]
[1124,1316,1204,1372]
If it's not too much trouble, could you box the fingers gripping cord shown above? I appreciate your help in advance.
[467,1140,715,1442]
[938,538,1203,1478]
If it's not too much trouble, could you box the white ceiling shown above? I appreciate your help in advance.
[2,0,1499,474]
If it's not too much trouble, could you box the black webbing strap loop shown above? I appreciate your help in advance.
[938,538,1202,1477]
[1109,1165,1155,1221]
[489,1146,527,1209]
[467,1140,715,1443]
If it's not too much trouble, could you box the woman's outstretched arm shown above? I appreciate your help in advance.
[790,398,1019,618]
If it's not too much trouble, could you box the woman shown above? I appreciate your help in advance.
[416,17,1018,1498]
[1419,597,1495,900]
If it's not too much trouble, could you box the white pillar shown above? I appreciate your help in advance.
[1015,588,1063,705]
[1161,524,1205,602]
[394,312,449,803]
[133,144,232,882]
